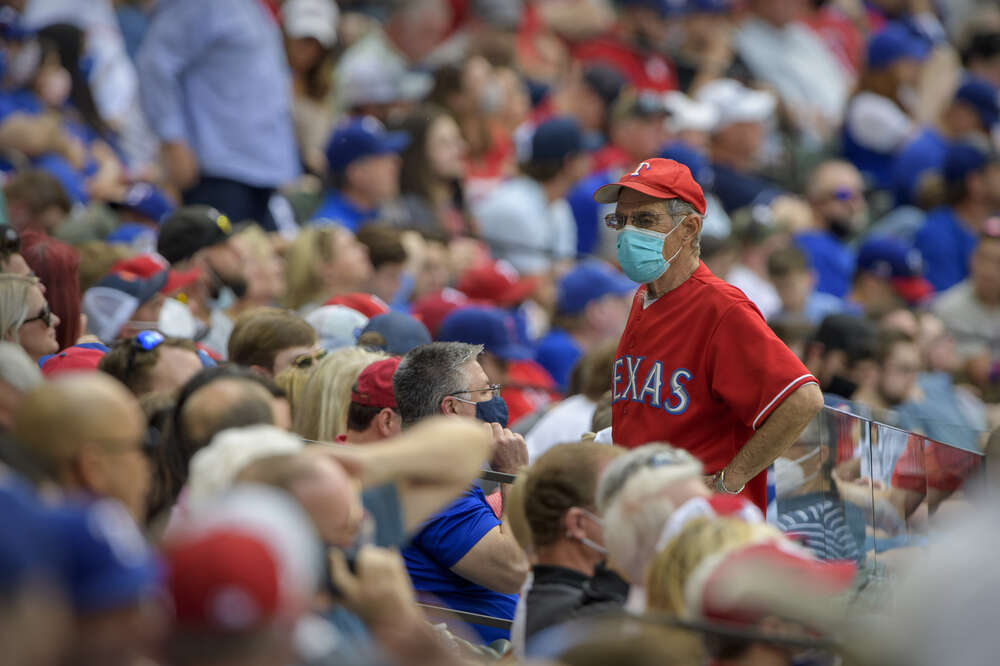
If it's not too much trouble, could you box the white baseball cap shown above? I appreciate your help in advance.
[695,78,776,131]
[282,0,339,48]
[663,91,719,133]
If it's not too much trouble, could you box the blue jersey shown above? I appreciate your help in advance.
[913,206,977,292]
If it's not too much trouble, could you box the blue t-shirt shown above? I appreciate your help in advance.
[890,128,947,207]
[913,206,977,292]
[566,170,615,255]
[534,328,582,393]
[312,190,376,231]
[793,230,855,298]
[402,486,517,643]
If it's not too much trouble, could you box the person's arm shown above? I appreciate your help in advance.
[449,523,530,594]
[718,383,824,491]
[323,417,493,534]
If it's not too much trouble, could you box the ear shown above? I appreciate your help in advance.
[376,407,396,437]
[684,214,703,246]
[563,507,585,539]
[440,396,459,416]
[74,444,110,496]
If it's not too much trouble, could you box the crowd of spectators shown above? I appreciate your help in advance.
[0,0,999,664]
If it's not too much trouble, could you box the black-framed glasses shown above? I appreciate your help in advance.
[125,330,165,381]
[448,384,502,401]
[294,349,328,369]
[604,211,674,231]
[21,302,52,328]
[1,225,19,254]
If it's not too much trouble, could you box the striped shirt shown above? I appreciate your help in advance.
[776,492,863,564]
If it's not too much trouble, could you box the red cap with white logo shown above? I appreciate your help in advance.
[593,158,707,214]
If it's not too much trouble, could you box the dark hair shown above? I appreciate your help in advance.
[520,157,569,183]
[346,402,382,432]
[944,175,972,206]
[19,230,81,349]
[355,225,407,269]
[98,336,199,396]
[766,247,811,280]
[162,366,283,503]
[393,341,481,426]
[961,30,1000,67]
[397,105,463,204]
[227,308,317,373]
[37,24,113,140]
[875,329,916,365]
[3,170,72,225]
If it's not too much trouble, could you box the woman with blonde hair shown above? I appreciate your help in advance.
[274,348,326,424]
[283,226,373,313]
[292,346,388,441]
[0,274,61,361]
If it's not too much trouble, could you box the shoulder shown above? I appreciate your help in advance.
[933,281,972,312]
[690,264,760,312]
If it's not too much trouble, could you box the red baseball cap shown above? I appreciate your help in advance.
[324,292,391,319]
[164,528,282,631]
[40,345,106,377]
[457,260,540,307]
[109,253,200,296]
[593,158,707,214]
[411,288,485,338]
[351,357,401,409]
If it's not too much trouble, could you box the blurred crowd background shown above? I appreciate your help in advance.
[0,0,999,665]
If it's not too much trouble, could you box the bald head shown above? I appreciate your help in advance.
[179,378,277,455]
[15,373,144,476]
[806,160,864,202]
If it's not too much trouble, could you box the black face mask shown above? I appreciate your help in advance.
[824,374,857,399]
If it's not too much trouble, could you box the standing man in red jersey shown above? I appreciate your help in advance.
[594,158,824,511]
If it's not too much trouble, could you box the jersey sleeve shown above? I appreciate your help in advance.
[707,302,818,431]
[411,488,501,569]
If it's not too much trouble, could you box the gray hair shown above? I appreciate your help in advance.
[664,199,701,255]
[0,275,37,343]
[0,341,42,392]
[393,342,484,427]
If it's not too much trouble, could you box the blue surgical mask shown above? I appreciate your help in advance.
[475,394,509,427]
[616,224,683,284]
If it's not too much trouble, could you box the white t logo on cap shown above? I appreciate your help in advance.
[629,162,651,177]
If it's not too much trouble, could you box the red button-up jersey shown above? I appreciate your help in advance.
[611,262,817,510]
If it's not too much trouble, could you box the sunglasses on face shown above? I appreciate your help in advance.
[22,302,53,328]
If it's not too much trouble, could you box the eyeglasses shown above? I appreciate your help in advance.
[448,384,502,400]
[124,330,165,381]
[21,302,53,328]
[294,349,328,369]
[604,211,677,231]
[1,225,19,254]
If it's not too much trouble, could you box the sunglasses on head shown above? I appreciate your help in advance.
[294,349,328,369]
[22,302,52,328]
[124,330,165,381]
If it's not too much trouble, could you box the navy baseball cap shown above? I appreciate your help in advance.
[325,116,410,173]
[557,261,636,316]
[360,312,431,356]
[953,77,1000,131]
[582,65,626,108]
[109,183,174,223]
[856,237,934,305]
[866,22,931,69]
[942,142,995,184]
[437,306,532,361]
[530,116,584,162]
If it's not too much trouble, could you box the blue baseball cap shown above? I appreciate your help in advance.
[557,261,637,315]
[110,183,174,223]
[437,306,533,361]
[325,116,410,173]
[856,237,933,304]
[942,142,994,184]
[953,77,1000,131]
[866,23,931,69]
[531,116,584,162]
[360,312,431,356]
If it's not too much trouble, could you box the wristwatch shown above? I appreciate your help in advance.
[714,469,745,495]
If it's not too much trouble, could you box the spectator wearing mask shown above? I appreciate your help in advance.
[794,160,868,298]
[474,117,589,277]
[14,373,150,522]
[0,274,60,361]
[137,0,299,231]
[393,342,529,642]
[766,247,847,324]
[914,142,1000,292]
[281,0,339,176]
[314,117,409,231]
[535,261,635,393]
[846,237,934,318]
[891,77,1000,208]
[283,226,374,313]
[0,342,41,432]
[697,78,782,214]
[157,206,249,357]
[842,23,929,189]
[355,225,408,306]
[227,307,319,377]
[81,253,200,345]
[342,357,403,444]
[735,0,851,142]
[933,218,1000,394]
[99,333,204,398]
[510,441,627,653]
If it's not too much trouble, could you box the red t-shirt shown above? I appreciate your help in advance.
[611,262,817,511]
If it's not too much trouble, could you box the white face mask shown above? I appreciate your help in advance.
[572,508,608,556]
[773,446,822,498]
[158,297,200,339]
